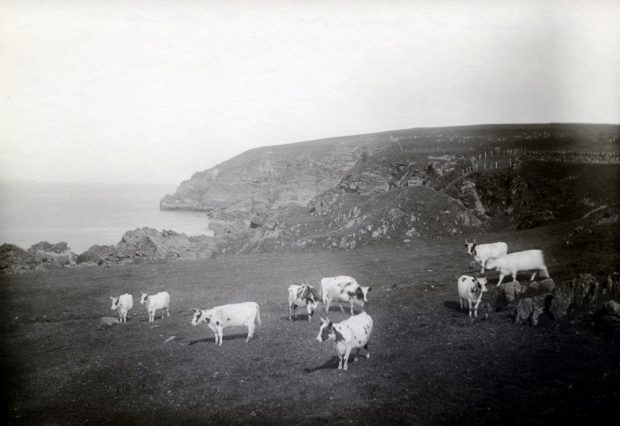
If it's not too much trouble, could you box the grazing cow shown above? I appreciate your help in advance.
[140,291,170,322]
[110,293,133,323]
[288,283,320,322]
[191,302,261,346]
[316,312,373,371]
[320,275,371,315]
[485,249,550,286]
[465,240,508,273]
[457,275,488,318]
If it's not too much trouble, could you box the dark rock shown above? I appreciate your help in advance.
[76,245,116,265]
[549,286,573,319]
[27,241,77,268]
[0,244,39,274]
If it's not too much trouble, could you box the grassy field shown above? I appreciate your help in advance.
[1,224,619,425]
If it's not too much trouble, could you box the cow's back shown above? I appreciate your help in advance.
[342,312,373,346]
[213,302,258,325]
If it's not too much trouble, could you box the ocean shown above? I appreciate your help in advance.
[0,181,212,253]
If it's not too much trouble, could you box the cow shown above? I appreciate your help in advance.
[320,275,371,315]
[485,249,550,286]
[316,312,373,371]
[465,240,508,273]
[139,291,170,322]
[288,283,320,322]
[457,275,488,318]
[191,302,261,346]
[110,293,133,323]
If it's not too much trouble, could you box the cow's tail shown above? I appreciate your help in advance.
[256,304,262,326]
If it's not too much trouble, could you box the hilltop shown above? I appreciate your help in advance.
[161,123,619,254]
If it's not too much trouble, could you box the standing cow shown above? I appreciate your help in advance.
[191,302,261,346]
[316,312,373,371]
[140,291,170,322]
[320,275,371,315]
[110,293,133,323]
[288,283,320,322]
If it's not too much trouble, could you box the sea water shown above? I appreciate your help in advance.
[0,181,212,253]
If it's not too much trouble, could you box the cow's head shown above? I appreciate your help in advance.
[110,296,120,310]
[465,239,477,255]
[350,286,371,304]
[139,292,149,304]
[316,317,334,342]
[473,277,488,295]
[191,308,211,326]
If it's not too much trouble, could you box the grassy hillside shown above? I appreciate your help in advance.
[1,223,618,425]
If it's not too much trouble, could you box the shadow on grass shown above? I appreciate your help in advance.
[304,354,370,374]
[304,356,341,373]
[443,300,462,313]
[280,314,315,322]
[188,333,250,346]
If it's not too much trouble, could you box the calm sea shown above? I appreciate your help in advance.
[0,181,212,253]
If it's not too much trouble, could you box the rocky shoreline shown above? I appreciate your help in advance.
[0,227,217,274]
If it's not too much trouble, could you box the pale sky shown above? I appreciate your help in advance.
[1,0,619,185]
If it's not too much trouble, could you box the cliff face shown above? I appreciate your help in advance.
[160,136,386,215]
[162,124,619,252]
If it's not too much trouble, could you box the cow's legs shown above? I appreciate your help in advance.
[217,325,224,346]
[343,347,353,371]
[468,300,473,318]
[339,303,346,313]
[246,321,255,342]
[474,297,482,317]
[496,273,505,287]
[325,298,332,313]
[364,343,370,359]
[541,266,549,279]
[530,271,537,281]
[512,272,518,283]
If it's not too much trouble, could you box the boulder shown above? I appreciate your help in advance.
[28,241,77,268]
[496,279,555,326]
[0,244,39,274]
[549,286,573,319]
[76,245,117,265]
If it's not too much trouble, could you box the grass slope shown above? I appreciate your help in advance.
[1,224,619,425]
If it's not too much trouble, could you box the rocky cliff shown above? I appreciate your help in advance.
[161,124,619,252]
[160,135,387,214]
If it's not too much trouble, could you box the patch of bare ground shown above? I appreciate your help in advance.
[1,223,618,425]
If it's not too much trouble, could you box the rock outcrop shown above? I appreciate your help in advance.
[76,228,217,266]
[0,244,39,274]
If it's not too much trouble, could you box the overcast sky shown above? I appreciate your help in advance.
[1,0,619,186]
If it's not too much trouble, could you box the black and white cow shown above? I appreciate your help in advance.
[288,283,320,322]
[320,275,371,315]
[316,312,373,371]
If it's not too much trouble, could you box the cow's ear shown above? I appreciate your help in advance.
[367,287,372,292]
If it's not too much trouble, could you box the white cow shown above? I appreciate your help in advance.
[140,291,170,322]
[457,275,488,318]
[316,312,373,371]
[465,240,508,273]
[191,302,261,346]
[320,275,371,315]
[110,293,133,323]
[288,283,320,322]
[485,249,550,286]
